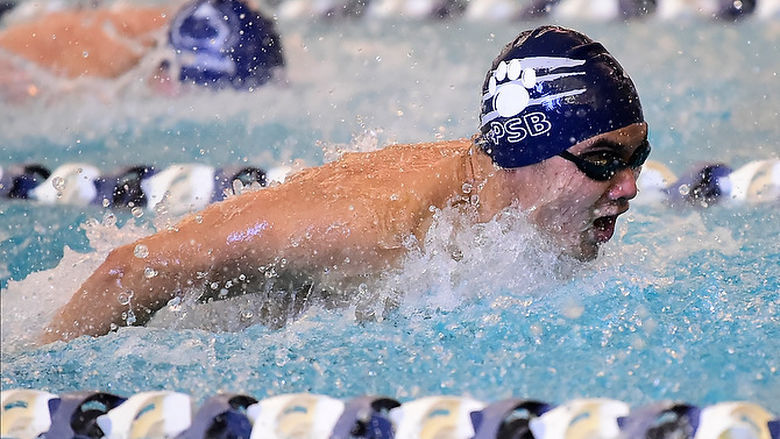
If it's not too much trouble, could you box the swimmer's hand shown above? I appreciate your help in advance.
[38,242,179,344]
[38,223,216,344]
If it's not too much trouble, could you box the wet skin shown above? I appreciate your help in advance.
[517,122,647,260]
[0,7,168,79]
[40,122,647,343]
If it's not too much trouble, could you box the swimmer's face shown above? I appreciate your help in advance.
[522,122,648,260]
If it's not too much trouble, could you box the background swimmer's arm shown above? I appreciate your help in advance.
[0,7,168,79]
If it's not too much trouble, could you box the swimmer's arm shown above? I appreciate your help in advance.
[40,220,222,343]
[41,180,412,343]
[36,204,312,342]
[0,7,169,79]
[41,191,285,343]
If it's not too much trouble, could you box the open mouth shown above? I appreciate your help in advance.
[592,215,618,243]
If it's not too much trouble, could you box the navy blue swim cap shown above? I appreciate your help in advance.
[169,0,284,90]
[479,26,644,168]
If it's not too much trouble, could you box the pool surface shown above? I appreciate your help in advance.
[1,15,778,414]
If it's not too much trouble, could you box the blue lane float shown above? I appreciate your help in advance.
[1,159,778,216]
[265,0,780,21]
[2,0,778,31]
[635,159,780,207]
[0,162,292,217]
[1,390,778,438]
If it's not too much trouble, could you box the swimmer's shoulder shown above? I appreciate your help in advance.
[283,139,473,194]
[344,138,474,172]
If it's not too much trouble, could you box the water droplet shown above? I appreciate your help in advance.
[195,215,203,224]
[104,212,117,227]
[131,206,144,218]
[82,51,89,58]
[210,282,219,290]
[118,291,134,305]
[154,200,168,216]
[144,267,158,278]
[102,198,110,207]
[134,244,149,258]
[450,247,463,262]
[678,184,691,196]
[52,176,65,192]
[470,194,480,205]
[390,193,399,201]
[125,309,136,325]
[461,182,473,194]
[167,296,182,312]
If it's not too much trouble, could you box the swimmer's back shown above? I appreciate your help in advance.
[285,139,474,224]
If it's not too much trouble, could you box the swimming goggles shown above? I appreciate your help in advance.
[559,140,651,181]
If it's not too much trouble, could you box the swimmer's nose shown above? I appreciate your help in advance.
[608,168,639,201]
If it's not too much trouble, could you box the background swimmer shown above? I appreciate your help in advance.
[40,25,649,343]
[0,0,284,99]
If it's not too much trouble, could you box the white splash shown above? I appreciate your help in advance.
[0,214,152,353]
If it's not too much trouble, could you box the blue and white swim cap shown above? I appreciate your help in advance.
[479,25,644,168]
[169,0,284,89]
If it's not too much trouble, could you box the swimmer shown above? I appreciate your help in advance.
[0,0,284,99]
[40,25,649,343]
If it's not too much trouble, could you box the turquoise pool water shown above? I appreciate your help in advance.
[1,19,778,411]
